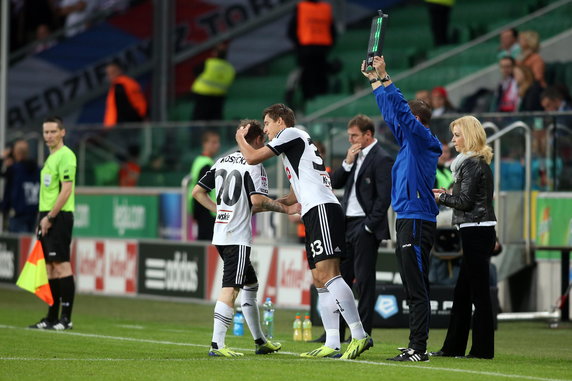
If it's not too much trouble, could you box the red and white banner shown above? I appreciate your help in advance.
[75,239,138,295]
[276,246,313,307]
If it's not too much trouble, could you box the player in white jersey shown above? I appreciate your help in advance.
[235,104,373,360]
[193,120,300,358]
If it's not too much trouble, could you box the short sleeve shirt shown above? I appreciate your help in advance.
[198,151,268,246]
[40,146,76,212]
[266,127,338,216]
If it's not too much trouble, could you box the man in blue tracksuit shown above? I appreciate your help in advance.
[362,56,441,362]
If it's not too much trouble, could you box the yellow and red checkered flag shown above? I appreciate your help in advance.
[16,241,53,306]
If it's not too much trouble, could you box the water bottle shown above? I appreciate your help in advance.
[262,297,275,339]
[293,312,302,341]
[302,313,312,341]
[233,308,245,336]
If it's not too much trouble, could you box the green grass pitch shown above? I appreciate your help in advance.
[1,286,571,381]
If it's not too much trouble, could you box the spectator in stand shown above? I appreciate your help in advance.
[10,0,59,52]
[118,145,141,187]
[34,24,56,53]
[517,30,546,88]
[425,0,455,47]
[288,0,337,102]
[431,86,456,117]
[541,86,572,112]
[435,141,454,190]
[415,89,432,108]
[514,64,543,111]
[58,0,100,37]
[2,140,40,233]
[191,42,235,121]
[497,28,521,60]
[541,86,572,135]
[493,57,518,112]
[103,62,147,128]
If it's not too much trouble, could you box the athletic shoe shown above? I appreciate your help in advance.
[208,346,244,357]
[51,317,73,331]
[387,347,429,362]
[255,340,282,355]
[28,317,54,329]
[340,334,373,360]
[300,345,342,358]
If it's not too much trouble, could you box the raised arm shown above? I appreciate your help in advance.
[362,58,402,144]
[372,56,435,145]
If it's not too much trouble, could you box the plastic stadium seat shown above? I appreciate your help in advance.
[228,76,286,99]
[267,54,297,76]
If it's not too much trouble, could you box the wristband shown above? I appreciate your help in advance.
[369,78,380,84]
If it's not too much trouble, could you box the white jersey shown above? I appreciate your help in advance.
[198,151,268,247]
[267,127,339,216]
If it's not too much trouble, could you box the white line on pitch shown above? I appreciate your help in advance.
[0,325,569,381]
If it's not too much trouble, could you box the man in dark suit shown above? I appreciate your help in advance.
[331,114,394,337]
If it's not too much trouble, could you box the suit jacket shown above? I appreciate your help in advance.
[331,142,394,240]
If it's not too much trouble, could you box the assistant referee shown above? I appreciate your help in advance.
[29,116,77,331]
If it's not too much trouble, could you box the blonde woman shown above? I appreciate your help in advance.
[431,116,497,359]
[518,30,546,87]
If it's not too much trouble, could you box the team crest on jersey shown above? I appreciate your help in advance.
[43,173,52,187]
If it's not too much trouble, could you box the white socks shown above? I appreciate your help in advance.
[317,287,340,349]
[212,301,233,348]
[241,284,265,342]
[324,276,367,340]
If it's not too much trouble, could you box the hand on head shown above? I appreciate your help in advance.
[235,123,250,142]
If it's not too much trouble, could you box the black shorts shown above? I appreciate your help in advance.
[216,245,258,288]
[38,211,73,263]
[301,203,345,269]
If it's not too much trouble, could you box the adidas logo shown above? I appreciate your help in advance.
[334,246,341,252]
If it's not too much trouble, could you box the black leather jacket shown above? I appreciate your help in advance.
[439,156,496,225]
